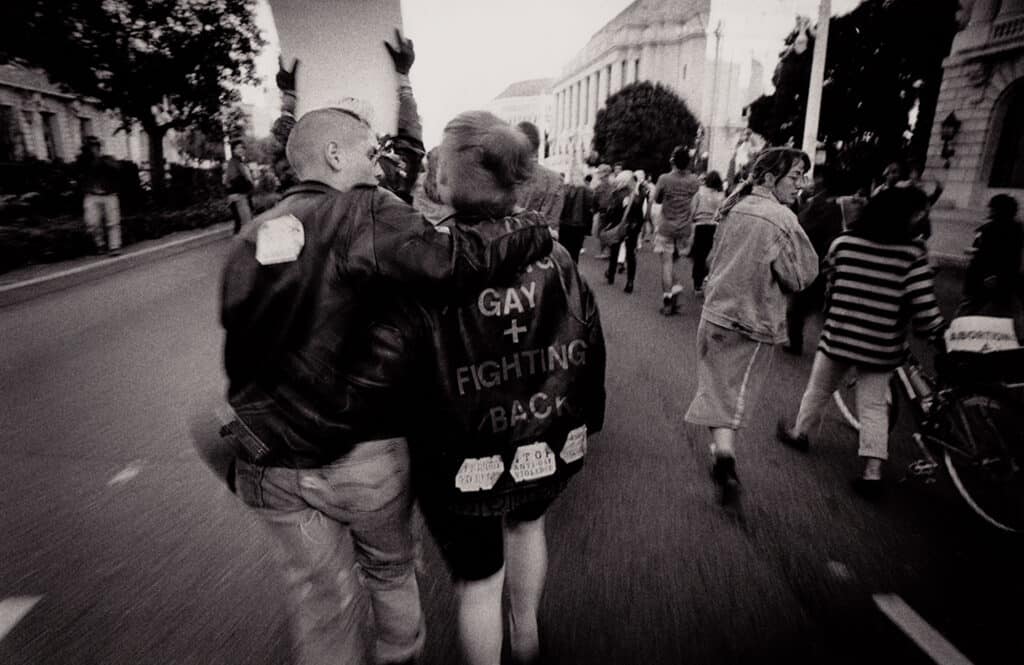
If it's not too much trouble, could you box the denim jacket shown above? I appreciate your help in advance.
[701,187,819,343]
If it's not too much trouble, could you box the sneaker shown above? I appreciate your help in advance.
[595,252,610,260]
[775,421,809,452]
[108,249,123,257]
[711,455,740,504]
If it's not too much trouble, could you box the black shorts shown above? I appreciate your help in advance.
[420,494,556,581]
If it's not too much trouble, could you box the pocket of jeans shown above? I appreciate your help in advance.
[234,457,266,508]
[324,447,410,513]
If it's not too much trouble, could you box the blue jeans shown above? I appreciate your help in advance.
[235,437,424,665]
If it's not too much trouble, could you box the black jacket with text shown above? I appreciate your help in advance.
[348,212,607,516]
[220,181,553,467]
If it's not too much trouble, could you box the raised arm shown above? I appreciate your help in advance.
[370,193,553,298]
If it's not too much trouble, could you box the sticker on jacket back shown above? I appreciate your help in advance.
[510,442,556,483]
[256,214,305,265]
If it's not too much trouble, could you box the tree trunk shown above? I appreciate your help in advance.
[145,126,168,200]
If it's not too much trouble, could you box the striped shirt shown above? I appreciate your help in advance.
[819,234,944,368]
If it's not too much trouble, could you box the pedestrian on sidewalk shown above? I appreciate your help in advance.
[777,187,946,500]
[960,194,1023,323]
[78,136,122,256]
[602,170,645,294]
[684,147,818,503]
[346,110,606,665]
[785,165,843,355]
[688,170,725,297]
[215,30,554,665]
[224,140,255,234]
[652,146,700,315]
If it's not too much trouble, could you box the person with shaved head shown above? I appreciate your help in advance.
[216,37,552,664]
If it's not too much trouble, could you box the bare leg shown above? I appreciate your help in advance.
[504,516,547,664]
[455,568,505,665]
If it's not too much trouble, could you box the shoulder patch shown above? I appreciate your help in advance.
[255,214,304,265]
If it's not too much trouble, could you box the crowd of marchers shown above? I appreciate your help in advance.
[193,26,1024,665]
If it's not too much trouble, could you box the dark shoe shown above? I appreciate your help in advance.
[711,455,740,503]
[775,421,809,452]
[668,293,680,315]
[850,477,884,501]
[660,295,672,315]
[623,281,634,294]
[604,270,614,285]
[617,263,625,274]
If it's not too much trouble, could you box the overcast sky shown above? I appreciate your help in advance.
[256,1,863,146]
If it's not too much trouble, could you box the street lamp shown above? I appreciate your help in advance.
[940,111,961,168]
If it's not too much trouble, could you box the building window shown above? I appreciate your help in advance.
[0,105,24,161]
[40,111,62,161]
[634,58,640,82]
[79,117,94,147]
[988,79,1024,188]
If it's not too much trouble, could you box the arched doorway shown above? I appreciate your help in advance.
[988,78,1024,188]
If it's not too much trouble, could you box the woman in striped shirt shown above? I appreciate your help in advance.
[777,187,946,498]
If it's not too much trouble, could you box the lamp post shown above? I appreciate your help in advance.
[801,0,831,174]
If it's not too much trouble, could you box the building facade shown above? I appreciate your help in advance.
[545,0,766,178]
[0,64,181,171]
[925,0,1024,209]
[485,78,554,160]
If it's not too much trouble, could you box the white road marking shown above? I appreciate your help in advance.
[873,594,975,665]
[108,459,144,486]
[0,596,41,642]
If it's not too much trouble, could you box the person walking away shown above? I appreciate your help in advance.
[224,140,255,234]
[558,173,596,264]
[602,170,645,294]
[217,33,554,665]
[635,168,654,247]
[777,187,946,500]
[79,136,122,256]
[960,194,1023,324]
[345,110,606,665]
[514,121,565,237]
[785,165,843,354]
[684,148,818,503]
[688,170,725,297]
[652,146,700,315]
[592,163,614,259]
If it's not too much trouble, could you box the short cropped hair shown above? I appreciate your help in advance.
[671,146,690,170]
[441,110,534,217]
[516,121,541,152]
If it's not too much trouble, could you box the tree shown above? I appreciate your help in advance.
[592,81,699,178]
[1,0,265,196]
[747,0,960,188]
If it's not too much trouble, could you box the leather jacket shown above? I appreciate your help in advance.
[347,212,607,516]
[220,181,553,468]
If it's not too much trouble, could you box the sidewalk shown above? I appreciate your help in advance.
[0,222,233,308]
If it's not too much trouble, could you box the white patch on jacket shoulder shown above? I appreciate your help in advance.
[559,426,587,464]
[255,214,304,265]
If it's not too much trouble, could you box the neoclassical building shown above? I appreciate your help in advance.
[545,0,765,177]
[485,78,554,160]
[925,0,1024,208]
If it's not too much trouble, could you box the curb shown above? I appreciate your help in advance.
[0,224,233,309]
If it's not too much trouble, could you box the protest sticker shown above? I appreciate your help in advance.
[510,442,556,483]
[455,455,504,493]
[559,425,587,464]
[945,316,1021,353]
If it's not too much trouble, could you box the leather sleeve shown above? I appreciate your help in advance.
[370,194,554,299]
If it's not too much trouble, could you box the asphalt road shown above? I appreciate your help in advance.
[1,236,1022,665]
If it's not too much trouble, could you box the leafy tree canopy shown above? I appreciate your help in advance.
[592,81,698,178]
[747,0,959,189]
[1,0,265,193]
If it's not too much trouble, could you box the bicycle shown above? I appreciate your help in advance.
[832,347,1024,532]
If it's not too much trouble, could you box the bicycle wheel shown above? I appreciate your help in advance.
[832,372,900,433]
[939,393,1024,533]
